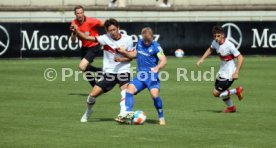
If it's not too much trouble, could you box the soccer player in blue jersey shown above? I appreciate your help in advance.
[117,27,167,125]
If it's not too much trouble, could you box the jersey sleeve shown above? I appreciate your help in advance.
[92,18,102,27]
[134,39,142,50]
[95,35,106,45]
[155,43,165,57]
[210,40,216,49]
[229,43,241,57]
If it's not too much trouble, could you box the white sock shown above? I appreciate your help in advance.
[86,96,96,110]
[120,90,126,114]
[223,98,234,107]
[159,117,165,120]
[219,89,237,99]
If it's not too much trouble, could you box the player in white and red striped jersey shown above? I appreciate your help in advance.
[196,25,244,113]
[72,18,133,122]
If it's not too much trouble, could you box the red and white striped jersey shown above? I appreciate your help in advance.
[96,34,133,74]
[211,39,241,79]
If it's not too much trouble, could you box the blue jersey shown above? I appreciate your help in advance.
[136,39,163,72]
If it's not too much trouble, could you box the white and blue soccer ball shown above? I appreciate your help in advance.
[132,110,146,125]
[175,49,185,58]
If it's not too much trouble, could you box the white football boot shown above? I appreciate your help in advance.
[80,107,93,122]
[115,111,134,124]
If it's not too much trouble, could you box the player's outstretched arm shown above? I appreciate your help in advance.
[117,48,137,59]
[75,29,97,41]
[114,56,132,62]
[196,47,213,67]
[71,25,96,41]
[232,54,244,79]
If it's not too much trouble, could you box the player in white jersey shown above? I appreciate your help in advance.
[72,18,133,122]
[196,25,244,113]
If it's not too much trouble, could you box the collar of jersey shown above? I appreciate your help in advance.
[109,34,122,41]
[142,40,153,47]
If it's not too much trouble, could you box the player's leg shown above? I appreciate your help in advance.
[80,73,117,122]
[146,72,165,125]
[116,83,140,123]
[124,84,136,111]
[81,85,103,122]
[220,86,244,101]
[214,78,236,113]
[117,73,131,115]
[79,59,96,87]
[79,58,101,71]
[79,46,102,72]
[125,78,146,112]
[149,88,165,125]
[79,48,102,87]
[119,88,126,114]
[115,83,136,123]
[117,78,146,120]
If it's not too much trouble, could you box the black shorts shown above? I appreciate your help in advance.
[215,77,234,92]
[81,45,101,63]
[96,73,131,93]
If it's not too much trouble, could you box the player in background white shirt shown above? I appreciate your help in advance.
[196,25,244,113]
[72,18,133,122]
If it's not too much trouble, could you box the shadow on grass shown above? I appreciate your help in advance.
[145,119,159,124]
[89,118,160,125]
[194,110,223,113]
[68,93,88,97]
[90,118,115,122]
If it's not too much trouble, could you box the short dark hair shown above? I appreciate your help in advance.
[74,5,84,13]
[212,25,224,34]
[104,18,119,30]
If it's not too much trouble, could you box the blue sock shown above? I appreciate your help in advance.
[125,92,134,111]
[153,96,164,119]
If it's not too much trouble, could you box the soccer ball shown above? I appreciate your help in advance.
[175,49,184,58]
[132,110,146,125]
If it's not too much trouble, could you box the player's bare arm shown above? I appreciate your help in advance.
[114,45,134,62]
[151,52,167,73]
[117,47,137,59]
[114,47,132,62]
[196,47,213,67]
[70,32,77,43]
[114,56,132,62]
[69,25,77,43]
[73,26,97,42]
[232,54,244,79]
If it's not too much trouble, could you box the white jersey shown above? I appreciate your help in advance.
[96,34,133,74]
[211,39,241,79]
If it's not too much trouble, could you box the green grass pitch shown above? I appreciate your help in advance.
[0,56,275,147]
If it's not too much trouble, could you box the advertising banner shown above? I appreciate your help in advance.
[0,22,275,58]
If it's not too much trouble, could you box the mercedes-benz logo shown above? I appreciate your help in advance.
[0,25,10,56]
[222,23,242,49]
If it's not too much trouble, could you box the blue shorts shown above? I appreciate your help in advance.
[130,72,160,93]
